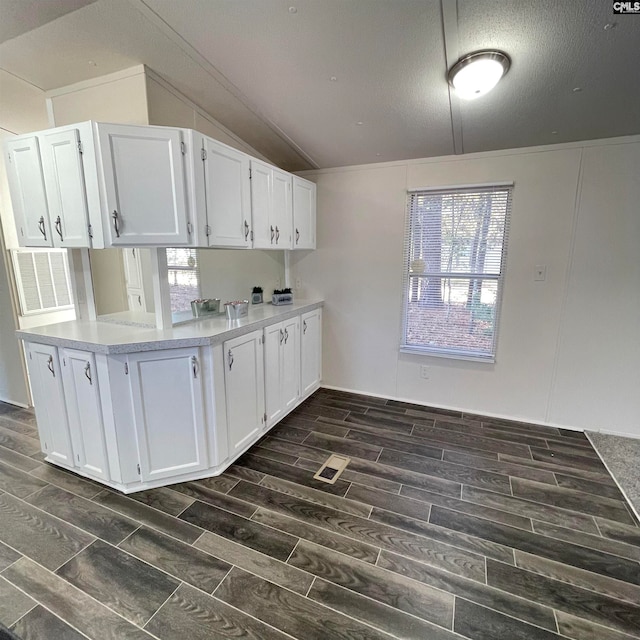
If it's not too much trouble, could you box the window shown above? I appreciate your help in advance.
[401,184,512,361]
[11,249,73,315]
[166,248,201,314]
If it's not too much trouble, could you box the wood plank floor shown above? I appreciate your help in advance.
[1,389,639,640]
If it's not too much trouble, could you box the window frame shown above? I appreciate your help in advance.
[400,182,513,363]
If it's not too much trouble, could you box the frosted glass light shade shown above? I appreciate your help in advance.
[448,51,510,100]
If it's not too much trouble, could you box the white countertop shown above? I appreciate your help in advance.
[17,300,323,354]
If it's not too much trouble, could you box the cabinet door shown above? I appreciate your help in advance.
[224,330,265,453]
[292,176,316,249]
[97,124,190,246]
[25,343,73,465]
[250,159,273,249]
[272,169,293,248]
[40,129,91,248]
[128,348,208,482]
[5,137,52,247]
[61,349,109,480]
[281,316,300,411]
[300,309,322,396]
[204,138,251,248]
[263,322,283,427]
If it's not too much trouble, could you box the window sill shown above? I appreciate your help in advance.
[399,346,495,364]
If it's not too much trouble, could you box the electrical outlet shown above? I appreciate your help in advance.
[420,365,430,379]
[295,278,302,289]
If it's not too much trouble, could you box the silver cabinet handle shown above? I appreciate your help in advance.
[112,210,120,238]
[47,355,55,377]
[84,361,92,385]
[244,220,249,241]
[284,327,289,344]
[38,216,47,240]
[303,319,307,334]
[54,216,63,240]
[270,225,275,243]
[295,228,300,244]
[191,355,198,379]
[275,226,280,244]
[279,328,284,345]
[138,295,142,306]
[228,349,234,370]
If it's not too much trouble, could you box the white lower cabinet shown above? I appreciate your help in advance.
[60,349,110,481]
[301,308,322,396]
[127,348,208,482]
[264,317,300,427]
[22,305,321,493]
[25,343,74,467]
[224,330,265,455]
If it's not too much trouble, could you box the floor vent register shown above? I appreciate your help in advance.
[313,454,351,484]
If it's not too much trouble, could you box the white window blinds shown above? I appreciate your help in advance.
[11,249,73,315]
[401,184,512,360]
[166,248,201,314]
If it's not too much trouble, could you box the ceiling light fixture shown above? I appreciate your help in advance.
[447,50,510,100]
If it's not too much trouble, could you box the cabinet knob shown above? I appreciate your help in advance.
[295,228,300,244]
[284,327,289,344]
[47,355,55,377]
[303,319,307,334]
[275,226,280,244]
[279,328,284,345]
[191,355,198,379]
[84,361,92,385]
[244,220,250,241]
[270,225,275,243]
[228,349,234,371]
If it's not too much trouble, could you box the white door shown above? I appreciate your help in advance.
[203,137,251,248]
[128,348,208,482]
[250,159,273,249]
[40,129,91,248]
[301,309,322,396]
[272,169,293,248]
[97,124,190,246]
[292,176,316,249]
[224,330,265,453]
[61,349,110,480]
[281,316,300,411]
[5,137,52,247]
[263,322,283,427]
[25,343,73,466]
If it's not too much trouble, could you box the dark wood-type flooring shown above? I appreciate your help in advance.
[0,389,639,639]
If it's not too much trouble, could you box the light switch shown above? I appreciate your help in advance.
[534,265,546,281]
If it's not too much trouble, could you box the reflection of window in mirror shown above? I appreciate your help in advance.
[90,248,155,326]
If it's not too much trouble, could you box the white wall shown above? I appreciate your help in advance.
[198,249,284,306]
[292,137,640,437]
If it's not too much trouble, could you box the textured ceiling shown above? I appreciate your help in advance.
[0,0,638,170]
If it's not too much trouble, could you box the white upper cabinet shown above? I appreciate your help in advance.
[292,176,316,249]
[40,128,91,247]
[201,136,252,248]
[251,160,293,249]
[97,123,191,246]
[5,124,103,249]
[5,136,52,247]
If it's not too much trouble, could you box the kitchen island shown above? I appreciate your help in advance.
[17,300,323,493]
